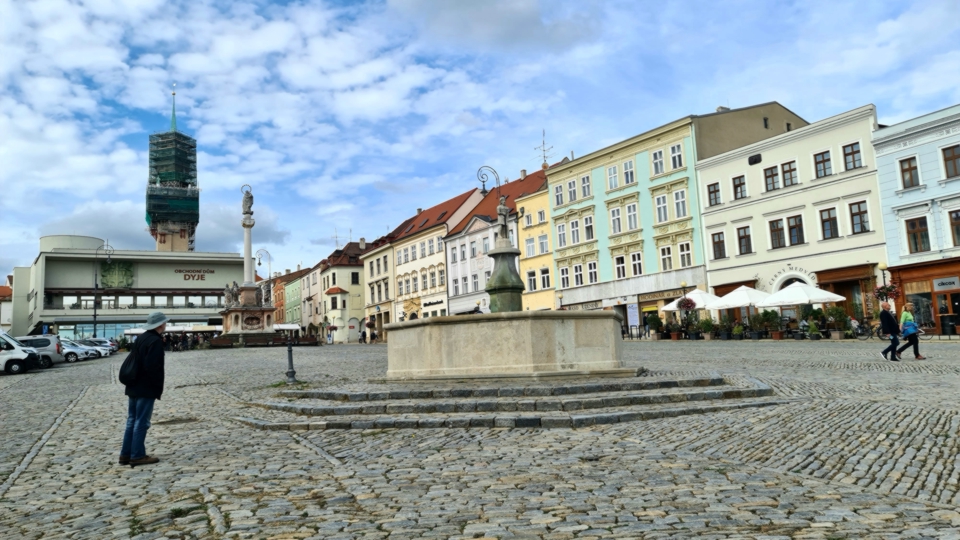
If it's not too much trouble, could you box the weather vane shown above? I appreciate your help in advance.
[535,129,554,169]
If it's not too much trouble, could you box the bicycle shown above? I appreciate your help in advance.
[855,323,882,341]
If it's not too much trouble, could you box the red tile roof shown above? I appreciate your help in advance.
[393,188,479,242]
[361,216,418,256]
[324,242,364,268]
[325,287,348,295]
[0,286,11,300]
[447,169,547,236]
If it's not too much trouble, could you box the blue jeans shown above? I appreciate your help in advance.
[120,397,155,459]
[881,335,900,358]
[644,324,649,337]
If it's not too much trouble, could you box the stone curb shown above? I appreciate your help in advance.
[277,376,725,402]
[232,397,798,431]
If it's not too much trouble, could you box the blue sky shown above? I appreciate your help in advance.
[2,0,959,274]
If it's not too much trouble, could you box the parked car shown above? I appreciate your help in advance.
[87,337,117,353]
[77,340,112,357]
[0,331,41,375]
[16,335,65,369]
[62,340,99,361]
[60,340,96,362]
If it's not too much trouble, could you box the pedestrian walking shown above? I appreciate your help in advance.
[119,311,168,467]
[878,301,900,361]
[360,329,367,344]
[896,302,926,360]
[642,312,649,338]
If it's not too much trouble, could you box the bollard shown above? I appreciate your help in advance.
[285,338,298,385]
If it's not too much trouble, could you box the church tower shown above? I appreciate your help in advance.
[146,86,199,251]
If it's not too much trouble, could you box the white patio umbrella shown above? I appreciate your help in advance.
[703,285,772,310]
[755,282,846,308]
[662,289,723,312]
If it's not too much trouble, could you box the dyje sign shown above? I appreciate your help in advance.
[176,269,216,281]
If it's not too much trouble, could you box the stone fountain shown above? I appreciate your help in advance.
[384,167,629,381]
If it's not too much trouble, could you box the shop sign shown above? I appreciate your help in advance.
[566,301,601,311]
[638,288,684,301]
[933,276,960,292]
[175,269,216,281]
[767,264,817,289]
[423,299,444,307]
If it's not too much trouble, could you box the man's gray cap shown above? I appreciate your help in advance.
[143,312,170,330]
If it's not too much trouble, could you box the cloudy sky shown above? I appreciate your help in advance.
[2,0,959,274]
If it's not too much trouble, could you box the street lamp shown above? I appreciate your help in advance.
[557,292,564,310]
[256,249,272,280]
[93,243,114,338]
[878,263,888,286]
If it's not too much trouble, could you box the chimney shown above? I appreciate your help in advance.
[520,169,526,179]
[285,269,290,275]
[297,264,301,271]
[716,106,731,112]
[416,208,422,215]
[359,237,366,250]
[571,151,574,159]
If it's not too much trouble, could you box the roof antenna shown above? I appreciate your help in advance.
[170,82,177,132]
[332,227,341,249]
[534,129,553,170]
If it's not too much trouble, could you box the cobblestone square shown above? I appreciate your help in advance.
[2,341,960,539]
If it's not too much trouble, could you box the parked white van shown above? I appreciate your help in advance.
[0,330,41,375]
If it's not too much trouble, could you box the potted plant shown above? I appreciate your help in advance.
[762,310,784,340]
[667,320,683,341]
[684,312,700,340]
[748,313,765,340]
[808,320,821,340]
[825,306,848,340]
[698,318,715,341]
[732,324,744,340]
[365,320,376,329]
[717,315,732,340]
[646,313,663,340]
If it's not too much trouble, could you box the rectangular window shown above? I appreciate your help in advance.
[607,165,618,190]
[623,161,635,184]
[567,179,577,203]
[652,150,664,175]
[626,203,638,230]
[411,246,417,260]
[412,277,418,292]
[588,261,598,283]
[352,272,360,285]
[655,195,668,223]
[453,280,459,295]
[376,259,381,275]
[573,264,583,286]
[472,274,479,292]
[815,151,832,178]
[383,254,388,268]
[708,183,721,206]
[557,224,567,248]
[378,284,382,302]
[404,279,411,295]
[850,201,870,234]
[460,245,466,261]
[470,241,477,257]
[429,239,434,254]
[674,190,687,219]
[788,215,804,245]
[570,220,580,244]
[951,210,960,247]
[439,270,445,285]
[403,248,409,263]
[431,272,436,288]
[537,210,546,223]
[554,185,564,206]
[482,237,489,253]
[660,246,673,271]
[770,219,786,249]
[437,235,443,250]
[843,142,862,170]
[421,273,427,290]
[944,145,960,179]
[820,208,838,239]
[712,232,726,259]
[525,238,535,257]
[907,217,931,253]
[900,157,919,188]
[385,282,389,298]
[782,161,798,186]
[581,175,591,197]
[369,261,374,275]
[461,276,467,293]
[584,216,594,240]
[540,268,550,289]
[560,267,569,288]
[370,285,375,304]
[614,256,626,279]
[670,143,683,169]
[421,242,426,257]
[483,271,490,287]
[679,242,691,268]
[610,208,622,234]
[764,166,780,191]
[331,297,338,310]
[733,176,747,199]
[525,214,532,227]
[630,252,642,276]
[527,271,537,291]
[451,247,457,263]
[538,234,549,254]
[737,226,752,254]
[332,273,337,285]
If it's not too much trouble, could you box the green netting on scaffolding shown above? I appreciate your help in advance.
[145,188,200,226]
[149,131,197,185]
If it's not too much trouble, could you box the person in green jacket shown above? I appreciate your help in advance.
[895,302,926,360]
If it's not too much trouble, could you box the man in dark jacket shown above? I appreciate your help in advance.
[120,311,168,466]
[879,302,900,361]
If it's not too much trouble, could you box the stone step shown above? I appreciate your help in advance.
[234,396,799,431]
[258,380,769,417]
[278,374,723,402]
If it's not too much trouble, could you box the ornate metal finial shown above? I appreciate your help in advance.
[477,165,500,198]
[535,129,553,170]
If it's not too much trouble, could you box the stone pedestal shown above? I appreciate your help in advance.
[221,285,275,335]
[485,239,524,313]
[384,310,628,380]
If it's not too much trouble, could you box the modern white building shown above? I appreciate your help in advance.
[10,235,243,338]
[697,104,887,322]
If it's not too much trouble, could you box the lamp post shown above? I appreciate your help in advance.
[557,292,564,310]
[878,263,888,287]
[92,243,114,338]
[679,280,688,333]
[285,333,298,385]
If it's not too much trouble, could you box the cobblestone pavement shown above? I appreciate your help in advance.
[1,340,959,539]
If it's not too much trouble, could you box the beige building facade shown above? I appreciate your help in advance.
[516,185,556,311]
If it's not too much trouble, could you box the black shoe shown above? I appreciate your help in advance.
[880,352,888,360]
[893,353,902,361]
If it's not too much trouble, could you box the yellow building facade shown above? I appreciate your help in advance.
[516,187,556,311]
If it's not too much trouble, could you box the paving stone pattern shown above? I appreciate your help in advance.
[0,340,959,538]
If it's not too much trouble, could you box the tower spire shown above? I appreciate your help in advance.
[170,83,177,132]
